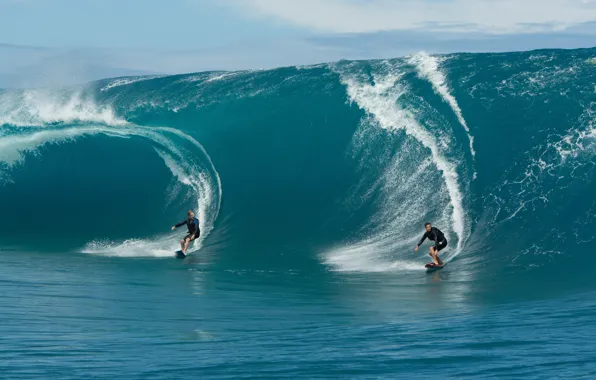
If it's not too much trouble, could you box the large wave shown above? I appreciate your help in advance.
[1,48,595,286]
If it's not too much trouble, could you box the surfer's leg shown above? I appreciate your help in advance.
[436,252,444,266]
[183,237,191,253]
[429,247,439,265]
[435,241,447,266]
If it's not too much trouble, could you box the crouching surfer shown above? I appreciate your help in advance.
[171,210,200,255]
[414,222,447,266]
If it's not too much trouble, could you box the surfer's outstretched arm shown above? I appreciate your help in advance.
[415,233,428,251]
[172,220,187,230]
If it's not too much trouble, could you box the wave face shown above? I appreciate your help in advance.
[1,48,595,290]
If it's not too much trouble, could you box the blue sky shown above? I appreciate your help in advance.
[1,0,595,86]
[0,0,310,49]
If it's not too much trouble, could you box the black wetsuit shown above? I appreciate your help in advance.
[418,227,448,252]
[175,217,200,240]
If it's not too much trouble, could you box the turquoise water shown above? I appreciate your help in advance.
[1,48,596,378]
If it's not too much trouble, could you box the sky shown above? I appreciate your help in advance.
[1,0,595,86]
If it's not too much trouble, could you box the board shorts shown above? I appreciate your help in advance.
[184,231,200,241]
[434,239,447,252]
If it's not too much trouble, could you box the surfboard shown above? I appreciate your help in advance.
[175,250,186,259]
[425,262,444,272]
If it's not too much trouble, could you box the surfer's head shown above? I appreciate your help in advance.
[188,210,195,219]
[425,222,432,232]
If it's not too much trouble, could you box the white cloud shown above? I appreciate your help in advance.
[228,0,596,34]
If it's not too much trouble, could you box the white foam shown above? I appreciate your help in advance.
[324,241,424,273]
[325,61,469,272]
[0,89,126,127]
[157,126,223,237]
[345,70,466,250]
[205,72,241,83]
[155,149,218,251]
[82,239,177,258]
[485,105,595,225]
[177,73,212,84]
[408,52,477,178]
[100,75,165,92]
[555,125,596,161]
[179,71,244,84]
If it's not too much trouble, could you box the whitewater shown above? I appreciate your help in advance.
[1,47,596,379]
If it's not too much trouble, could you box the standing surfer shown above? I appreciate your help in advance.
[415,222,447,266]
[171,210,201,255]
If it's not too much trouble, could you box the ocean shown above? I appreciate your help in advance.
[1,48,596,379]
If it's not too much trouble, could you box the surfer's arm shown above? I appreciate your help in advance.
[172,220,187,229]
[417,233,428,247]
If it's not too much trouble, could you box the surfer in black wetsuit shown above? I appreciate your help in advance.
[415,222,447,266]
[171,210,200,254]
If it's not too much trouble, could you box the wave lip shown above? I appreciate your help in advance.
[100,75,166,92]
[0,89,126,127]
[408,52,477,179]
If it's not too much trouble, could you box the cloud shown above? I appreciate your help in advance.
[227,0,596,34]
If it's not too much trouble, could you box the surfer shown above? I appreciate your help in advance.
[171,210,201,254]
[415,222,447,266]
